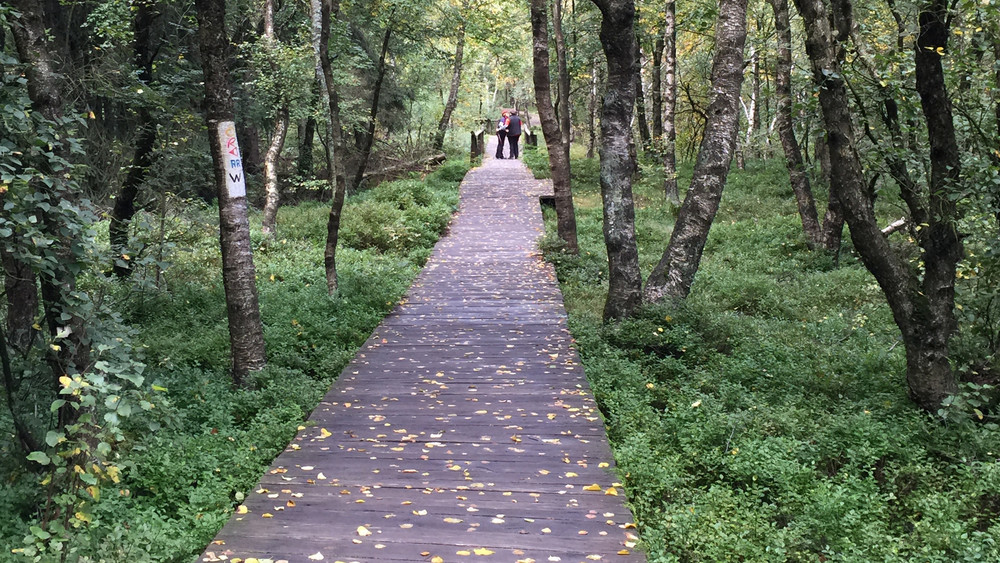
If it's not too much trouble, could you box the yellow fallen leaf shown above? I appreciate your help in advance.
[236,505,248,514]
[444,517,463,523]
[541,527,551,533]
[432,557,444,563]
[583,484,602,491]
[308,553,324,561]
[565,472,578,477]
[474,548,494,555]
[605,487,619,496]
[320,428,332,438]
[618,550,630,555]
[357,525,372,537]
[598,462,609,468]
[261,513,273,518]
[413,509,428,515]
[457,550,471,556]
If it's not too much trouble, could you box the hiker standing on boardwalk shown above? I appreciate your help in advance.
[495,111,510,159]
[506,110,522,159]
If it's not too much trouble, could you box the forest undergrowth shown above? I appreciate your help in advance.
[0,160,468,562]
[525,146,1000,562]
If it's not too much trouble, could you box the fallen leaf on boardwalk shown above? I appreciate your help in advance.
[308,553,324,561]
[516,560,536,563]
[586,556,602,560]
[605,487,619,496]
[547,557,561,562]
[565,472,578,477]
[511,435,521,443]
[598,462,609,468]
[236,505,248,514]
[473,548,494,555]
[538,469,550,475]
[413,509,428,515]
[301,465,314,470]
[541,527,551,534]
[583,484,602,491]
[623,523,637,529]
[319,428,332,438]
[357,526,372,536]
[375,544,385,549]
[420,552,431,557]
[617,550,630,555]
[431,557,444,563]
[317,472,327,480]
[261,513,273,518]
[444,517,462,523]
[456,550,471,556]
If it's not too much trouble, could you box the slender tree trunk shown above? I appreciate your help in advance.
[0,330,40,453]
[587,55,599,159]
[351,23,392,192]
[590,0,642,320]
[314,0,348,294]
[769,0,821,246]
[10,0,91,422]
[261,0,291,236]
[433,11,466,152]
[531,0,579,254]
[662,0,679,203]
[634,38,651,150]
[644,0,748,302]
[298,116,316,177]
[261,108,290,235]
[651,36,663,140]
[554,0,572,149]
[792,0,961,412]
[110,0,158,279]
[195,0,267,386]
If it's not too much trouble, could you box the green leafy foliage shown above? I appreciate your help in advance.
[541,154,1000,562]
[0,159,462,560]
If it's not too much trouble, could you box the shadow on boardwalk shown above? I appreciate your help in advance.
[200,144,643,563]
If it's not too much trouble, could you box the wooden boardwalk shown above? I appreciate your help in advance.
[200,141,643,563]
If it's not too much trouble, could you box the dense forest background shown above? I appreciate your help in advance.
[1,0,999,559]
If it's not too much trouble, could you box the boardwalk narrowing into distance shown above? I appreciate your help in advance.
[200,144,643,563]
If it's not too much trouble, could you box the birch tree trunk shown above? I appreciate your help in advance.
[433,10,466,152]
[261,0,291,236]
[531,0,579,253]
[590,0,642,320]
[195,0,267,386]
[662,0,679,203]
[644,0,748,302]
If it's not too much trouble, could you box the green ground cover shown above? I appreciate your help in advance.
[0,160,467,562]
[524,146,1000,562]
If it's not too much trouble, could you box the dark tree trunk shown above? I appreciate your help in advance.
[10,0,91,425]
[314,0,348,295]
[261,0,290,237]
[433,11,466,152]
[769,0,821,246]
[590,0,642,320]
[1,330,41,453]
[644,0,748,302]
[1,242,38,351]
[910,0,963,410]
[662,0,679,203]
[587,55,600,159]
[195,0,267,386]
[651,36,663,140]
[351,23,392,192]
[531,0,579,254]
[298,116,317,177]
[634,38,651,150]
[792,0,961,413]
[554,0,572,149]
[110,0,158,279]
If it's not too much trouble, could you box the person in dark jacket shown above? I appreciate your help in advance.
[495,111,509,159]
[506,111,522,159]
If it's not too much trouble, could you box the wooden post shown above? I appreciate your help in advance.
[470,130,479,162]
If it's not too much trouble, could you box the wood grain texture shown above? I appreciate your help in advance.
[200,140,644,563]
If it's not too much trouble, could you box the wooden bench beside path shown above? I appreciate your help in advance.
[200,142,643,563]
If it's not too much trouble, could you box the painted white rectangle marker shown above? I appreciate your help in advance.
[217,121,246,199]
